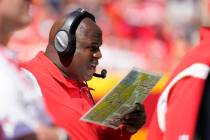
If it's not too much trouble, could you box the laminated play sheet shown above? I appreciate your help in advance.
[81,68,162,129]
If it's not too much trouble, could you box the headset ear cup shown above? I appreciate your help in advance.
[54,8,95,56]
[54,30,69,53]
[54,30,76,56]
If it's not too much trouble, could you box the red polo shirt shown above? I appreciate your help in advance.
[22,52,132,140]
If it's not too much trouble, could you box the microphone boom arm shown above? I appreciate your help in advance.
[93,69,107,78]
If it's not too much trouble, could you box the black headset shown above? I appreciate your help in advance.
[54,8,95,56]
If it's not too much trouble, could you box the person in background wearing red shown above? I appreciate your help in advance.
[0,0,70,139]
[147,0,210,139]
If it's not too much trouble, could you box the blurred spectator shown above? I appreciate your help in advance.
[147,28,210,140]
[0,0,69,139]
[147,0,210,139]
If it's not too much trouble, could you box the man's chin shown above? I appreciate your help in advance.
[83,74,93,81]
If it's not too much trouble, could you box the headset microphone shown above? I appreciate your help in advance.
[93,69,107,79]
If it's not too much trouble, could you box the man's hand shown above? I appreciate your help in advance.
[122,103,146,133]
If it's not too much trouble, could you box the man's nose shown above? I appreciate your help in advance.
[93,50,102,59]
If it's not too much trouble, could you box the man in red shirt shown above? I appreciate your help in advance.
[22,8,146,140]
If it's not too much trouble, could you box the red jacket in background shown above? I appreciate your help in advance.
[22,52,133,140]
[147,27,210,140]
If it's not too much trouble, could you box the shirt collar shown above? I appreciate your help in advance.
[36,51,77,88]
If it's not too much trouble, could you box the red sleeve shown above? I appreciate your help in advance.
[147,110,163,140]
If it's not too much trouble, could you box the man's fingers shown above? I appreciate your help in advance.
[135,103,145,111]
[122,103,146,133]
[124,111,144,119]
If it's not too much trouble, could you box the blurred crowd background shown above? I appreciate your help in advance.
[8,0,204,139]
